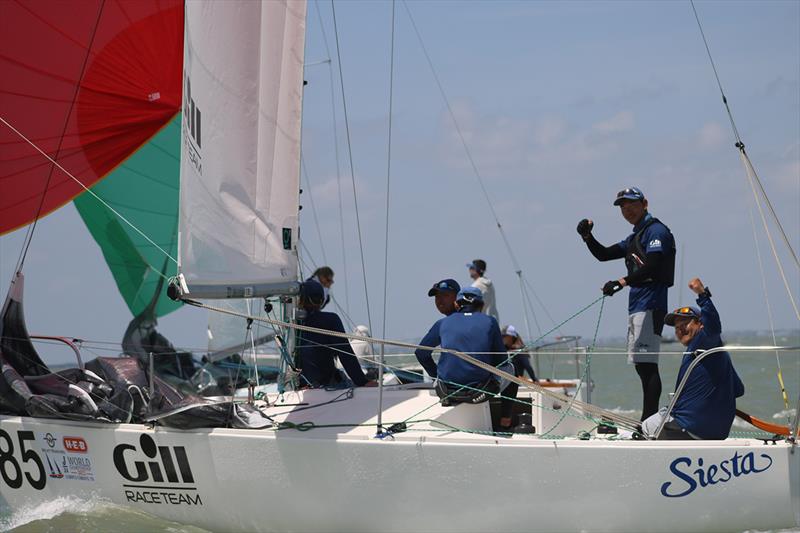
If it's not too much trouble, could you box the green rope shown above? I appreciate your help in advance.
[402,295,608,427]
[539,296,606,437]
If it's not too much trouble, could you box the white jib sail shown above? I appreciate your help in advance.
[179,0,307,298]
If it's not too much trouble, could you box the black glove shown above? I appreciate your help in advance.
[602,280,623,296]
[577,218,593,238]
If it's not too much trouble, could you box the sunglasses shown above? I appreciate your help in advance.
[616,187,642,198]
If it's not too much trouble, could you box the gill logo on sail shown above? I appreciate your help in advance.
[113,434,194,484]
[660,451,773,498]
[184,74,202,175]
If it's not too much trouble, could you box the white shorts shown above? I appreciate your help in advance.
[627,310,662,364]
[642,407,700,439]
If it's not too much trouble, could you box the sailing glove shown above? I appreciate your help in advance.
[577,219,593,238]
[602,280,623,296]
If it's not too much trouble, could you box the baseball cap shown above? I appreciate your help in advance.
[466,259,487,273]
[613,187,646,206]
[299,280,325,304]
[664,306,701,326]
[456,286,484,304]
[501,325,519,338]
[428,278,461,297]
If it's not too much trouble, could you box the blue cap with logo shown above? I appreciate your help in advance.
[664,306,701,326]
[613,186,646,206]
[456,286,484,304]
[428,278,461,297]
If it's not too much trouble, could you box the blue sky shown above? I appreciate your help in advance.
[1,0,798,363]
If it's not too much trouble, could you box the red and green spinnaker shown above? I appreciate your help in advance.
[0,0,184,318]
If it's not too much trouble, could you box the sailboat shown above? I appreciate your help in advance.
[1,1,798,532]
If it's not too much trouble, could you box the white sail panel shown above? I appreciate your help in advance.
[179,0,306,298]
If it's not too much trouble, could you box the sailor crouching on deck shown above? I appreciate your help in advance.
[296,280,378,388]
[429,287,515,406]
[641,277,744,440]
[414,278,461,379]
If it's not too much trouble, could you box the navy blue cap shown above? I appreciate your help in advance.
[613,187,645,206]
[428,279,461,297]
[665,306,701,326]
[456,286,484,303]
[299,280,325,304]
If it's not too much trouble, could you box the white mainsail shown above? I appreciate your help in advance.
[179,0,307,298]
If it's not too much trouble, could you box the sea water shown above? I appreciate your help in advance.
[1,333,797,532]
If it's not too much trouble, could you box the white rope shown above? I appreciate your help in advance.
[742,149,800,322]
[183,297,643,428]
[314,0,351,314]
[0,116,178,267]
[748,204,789,408]
[400,0,559,333]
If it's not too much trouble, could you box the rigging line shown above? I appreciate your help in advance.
[743,150,800,322]
[520,277,543,336]
[0,116,178,268]
[690,0,799,270]
[14,0,106,274]
[523,276,560,332]
[540,296,605,437]
[331,0,373,336]
[377,0,397,431]
[315,0,351,313]
[298,238,358,330]
[300,153,329,264]
[748,203,789,409]
[401,0,555,328]
[286,325,638,431]
[183,296,641,427]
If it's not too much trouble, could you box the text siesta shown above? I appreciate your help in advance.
[660,451,773,498]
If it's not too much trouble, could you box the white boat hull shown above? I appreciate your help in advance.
[0,389,798,532]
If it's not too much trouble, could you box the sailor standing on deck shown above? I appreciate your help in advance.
[577,187,676,420]
[641,277,744,439]
[467,259,499,323]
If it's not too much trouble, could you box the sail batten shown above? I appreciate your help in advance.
[178,0,306,298]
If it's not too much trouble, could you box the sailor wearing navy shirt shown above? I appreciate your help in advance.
[577,187,676,420]
[641,278,744,439]
[296,280,377,388]
[435,287,507,387]
[415,278,461,379]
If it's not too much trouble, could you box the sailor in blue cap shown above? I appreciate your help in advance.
[296,280,377,388]
[641,277,744,439]
[414,278,461,378]
[425,286,510,396]
[576,187,676,421]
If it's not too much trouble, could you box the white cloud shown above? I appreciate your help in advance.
[591,111,635,133]
[698,122,726,149]
[533,116,568,146]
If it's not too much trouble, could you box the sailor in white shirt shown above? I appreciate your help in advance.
[467,259,499,323]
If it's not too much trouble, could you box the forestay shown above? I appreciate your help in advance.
[179,0,307,298]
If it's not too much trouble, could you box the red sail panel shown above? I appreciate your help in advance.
[0,0,183,234]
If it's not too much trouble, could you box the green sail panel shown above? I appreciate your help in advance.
[74,114,182,318]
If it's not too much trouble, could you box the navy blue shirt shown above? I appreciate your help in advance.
[671,294,744,439]
[297,310,368,387]
[415,318,443,378]
[616,213,673,313]
[435,310,506,387]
